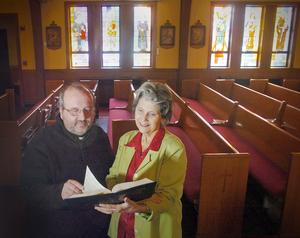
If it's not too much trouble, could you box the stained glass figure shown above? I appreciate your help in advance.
[102,6,119,51]
[133,6,151,67]
[271,6,293,67]
[137,20,149,51]
[241,6,263,67]
[211,6,232,67]
[70,7,88,52]
[102,6,120,67]
[70,7,89,67]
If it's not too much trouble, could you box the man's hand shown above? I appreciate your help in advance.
[61,179,83,199]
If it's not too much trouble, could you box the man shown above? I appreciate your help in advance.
[21,82,114,238]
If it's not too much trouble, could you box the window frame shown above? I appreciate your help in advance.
[65,1,156,70]
[207,2,298,70]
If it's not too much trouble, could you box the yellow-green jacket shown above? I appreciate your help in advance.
[106,129,187,238]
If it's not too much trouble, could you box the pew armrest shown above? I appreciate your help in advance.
[109,106,128,110]
[281,122,297,131]
[210,119,230,126]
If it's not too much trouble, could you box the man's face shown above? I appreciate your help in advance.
[59,88,95,136]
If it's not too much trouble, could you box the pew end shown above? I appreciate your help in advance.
[282,79,300,91]
[180,79,199,99]
[249,78,268,93]
[281,153,300,237]
[197,153,249,238]
[215,78,235,98]
[111,119,137,153]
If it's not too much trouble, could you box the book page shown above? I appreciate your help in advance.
[68,166,111,198]
[112,178,154,193]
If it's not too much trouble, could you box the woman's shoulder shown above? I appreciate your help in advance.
[164,129,185,148]
[119,130,139,142]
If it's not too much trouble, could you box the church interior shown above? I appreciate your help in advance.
[0,0,300,237]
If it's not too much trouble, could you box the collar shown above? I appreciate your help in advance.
[55,115,93,143]
[126,127,165,152]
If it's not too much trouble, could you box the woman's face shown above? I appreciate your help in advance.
[135,97,163,137]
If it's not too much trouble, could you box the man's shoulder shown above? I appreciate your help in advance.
[27,124,59,145]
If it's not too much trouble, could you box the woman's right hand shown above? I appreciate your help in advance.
[94,197,150,214]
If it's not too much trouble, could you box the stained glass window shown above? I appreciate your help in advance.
[241,6,263,68]
[133,6,151,67]
[271,6,294,68]
[70,7,89,67]
[67,3,154,69]
[210,5,233,68]
[102,6,120,67]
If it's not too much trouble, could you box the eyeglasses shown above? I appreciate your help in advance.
[63,107,94,117]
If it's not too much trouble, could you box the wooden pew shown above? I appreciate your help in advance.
[0,89,16,120]
[282,79,300,91]
[112,84,249,238]
[181,80,300,237]
[250,79,300,109]
[214,79,300,139]
[181,79,238,126]
[108,80,135,149]
[229,106,300,238]
[0,84,63,186]
[215,79,286,123]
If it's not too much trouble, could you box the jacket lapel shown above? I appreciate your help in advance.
[121,146,135,173]
[135,150,160,174]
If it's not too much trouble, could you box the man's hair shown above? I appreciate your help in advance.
[132,81,172,125]
[58,82,95,108]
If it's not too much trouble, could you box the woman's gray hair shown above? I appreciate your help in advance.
[133,81,172,124]
[58,82,95,108]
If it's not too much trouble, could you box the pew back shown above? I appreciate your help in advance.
[282,79,300,91]
[233,105,300,172]
[216,79,285,121]
[250,79,300,109]
[198,83,238,123]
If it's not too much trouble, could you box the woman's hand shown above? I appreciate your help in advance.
[94,197,150,214]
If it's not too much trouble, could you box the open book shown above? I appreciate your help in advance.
[66,166,156,207]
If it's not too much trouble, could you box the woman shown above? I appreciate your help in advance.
[95,82,187,238]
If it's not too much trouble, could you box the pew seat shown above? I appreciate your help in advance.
[109,98,128,109]
[107,80,135,150]
[167,126,202,202]
[183,97,214,123]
